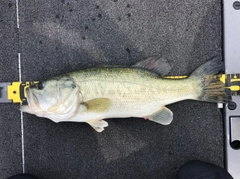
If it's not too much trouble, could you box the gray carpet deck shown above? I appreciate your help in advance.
[0,0,224,179]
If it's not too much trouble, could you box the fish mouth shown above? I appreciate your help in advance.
[25,88,39,107]
[20,88,39,114]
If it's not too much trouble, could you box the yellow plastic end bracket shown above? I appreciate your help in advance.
[8,82,22,103]
[8,82,38,103]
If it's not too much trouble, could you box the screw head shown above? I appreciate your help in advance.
[228,102,237,110]
[233,1,240,10]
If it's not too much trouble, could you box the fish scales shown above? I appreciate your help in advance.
[69,68,198,112]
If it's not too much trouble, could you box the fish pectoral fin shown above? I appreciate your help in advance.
[87,119,109,132]
[85,98,112,113]
[146,107,173,125]
[132,57,171,76]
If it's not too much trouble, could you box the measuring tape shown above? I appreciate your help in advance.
[0,74,239,103]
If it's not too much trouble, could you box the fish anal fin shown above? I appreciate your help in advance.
[146,106,173,125]
[85,98,112,113]
[87,119,108,132]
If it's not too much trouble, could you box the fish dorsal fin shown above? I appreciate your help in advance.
[146,106,173,125]
[132,57,171,76]
[85,98,112,113]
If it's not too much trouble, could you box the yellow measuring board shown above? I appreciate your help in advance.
[3,73,240,103]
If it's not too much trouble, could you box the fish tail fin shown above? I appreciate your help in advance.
[190,57,231,103]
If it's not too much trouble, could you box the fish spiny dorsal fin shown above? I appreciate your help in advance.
[132,57,171,77]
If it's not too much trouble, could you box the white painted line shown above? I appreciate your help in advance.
[18,53,21,82]
[16,0,20,28]
[18,52,25,173]
[20,111,25,173]
[16,0,24,173]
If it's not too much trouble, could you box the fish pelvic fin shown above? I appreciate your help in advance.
[190,57,231,103]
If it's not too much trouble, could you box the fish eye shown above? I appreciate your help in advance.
[72,84,76,89]
[37,82,45,90]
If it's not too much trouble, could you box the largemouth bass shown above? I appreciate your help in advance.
[21,57,231,132]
